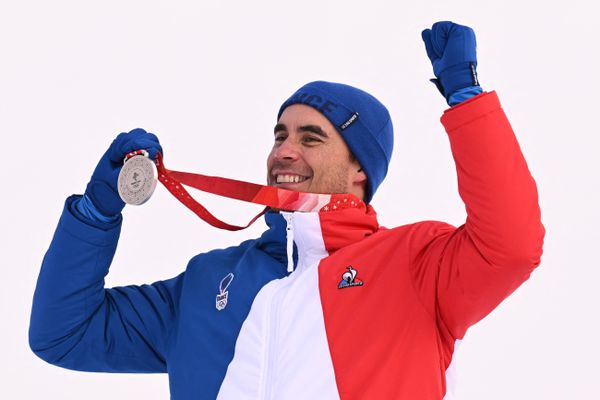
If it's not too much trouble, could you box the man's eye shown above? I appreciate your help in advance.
[303,136,321,143]
[274,134,286,142]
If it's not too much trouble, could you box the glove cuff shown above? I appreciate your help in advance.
[437,62,480,101]
[448,86,483,106]
[85,180,125,217]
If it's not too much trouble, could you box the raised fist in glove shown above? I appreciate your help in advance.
[85,128,162,217]
[421,21,480,102]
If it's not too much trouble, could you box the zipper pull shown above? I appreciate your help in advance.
[283,212,294,273]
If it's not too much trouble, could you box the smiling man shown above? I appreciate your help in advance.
[269,104,367,199]
[30,22,544,400]
[270,81,392,204]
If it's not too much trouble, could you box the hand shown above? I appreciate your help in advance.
[421,21,479,100]
[84,128,163,217]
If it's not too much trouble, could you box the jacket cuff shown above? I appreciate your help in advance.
[62,195,122,246]
[440,91,501,132]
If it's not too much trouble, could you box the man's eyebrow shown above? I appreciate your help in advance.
[299,125,328,138]
[274,123,286,134]
[273,124,328,138]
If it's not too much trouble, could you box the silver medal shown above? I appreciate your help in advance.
[117,154,158,205]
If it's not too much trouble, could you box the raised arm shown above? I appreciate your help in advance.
[412,22,545,339]
[29,129,182,372]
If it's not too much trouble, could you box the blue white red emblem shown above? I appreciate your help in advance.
[216,273,234,310]
[338,266,363,289]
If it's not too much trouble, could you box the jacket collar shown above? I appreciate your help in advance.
[256,194,379,266]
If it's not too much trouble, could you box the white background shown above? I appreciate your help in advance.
[1,0,598,398]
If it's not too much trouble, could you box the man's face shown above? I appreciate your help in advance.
[267,104,366,199]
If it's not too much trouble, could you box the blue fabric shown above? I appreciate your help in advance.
[448,86,483,106]
[75,194,120,223]
[69,195,122,231]
[29,199,293,399]
[278,81,393,203]
[422,21,481,104]
[85,128,163,217]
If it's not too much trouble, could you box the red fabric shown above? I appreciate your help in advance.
[318,91,544,399]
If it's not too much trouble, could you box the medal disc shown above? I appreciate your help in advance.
[117,154,158,205]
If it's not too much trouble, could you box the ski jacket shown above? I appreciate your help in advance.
[30,91,545,400]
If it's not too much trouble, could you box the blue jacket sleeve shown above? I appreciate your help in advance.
[29,195,183,373]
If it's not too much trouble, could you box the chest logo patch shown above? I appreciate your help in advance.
[338,266,364,289]
[216,273,234,311]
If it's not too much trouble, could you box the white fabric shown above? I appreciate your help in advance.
[217,212,340,400]
[443,339,461,400]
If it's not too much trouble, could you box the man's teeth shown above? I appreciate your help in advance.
[277,175,307,184]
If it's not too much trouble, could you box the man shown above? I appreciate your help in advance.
[29,22,545,399]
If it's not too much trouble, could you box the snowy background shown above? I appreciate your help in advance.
[2,0,598,398]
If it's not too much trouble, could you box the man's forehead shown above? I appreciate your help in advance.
[276,104,337,133]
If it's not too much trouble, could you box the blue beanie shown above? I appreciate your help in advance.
[277,81,393,203]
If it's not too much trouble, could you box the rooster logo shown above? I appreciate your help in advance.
[338,266,364,289]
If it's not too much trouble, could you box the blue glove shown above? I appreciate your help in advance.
[421,21,480,103]
[84,128,162,217]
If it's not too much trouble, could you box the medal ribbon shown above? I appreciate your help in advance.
[153,153,360,231]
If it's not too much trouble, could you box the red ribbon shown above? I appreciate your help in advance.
[154,154,363,231]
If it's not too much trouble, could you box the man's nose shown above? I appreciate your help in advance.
[274,138,301,160]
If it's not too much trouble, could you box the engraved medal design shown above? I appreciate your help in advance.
[216,273,234,311]
[117,150,158,205]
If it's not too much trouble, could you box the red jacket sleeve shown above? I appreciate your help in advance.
[411,91,545,340]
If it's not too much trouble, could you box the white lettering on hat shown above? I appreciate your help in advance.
[340,112,359,130]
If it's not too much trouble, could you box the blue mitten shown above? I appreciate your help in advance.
[84,128,162,217]
[421,21,480,103]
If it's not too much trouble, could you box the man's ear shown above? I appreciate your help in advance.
[353,167,367,184]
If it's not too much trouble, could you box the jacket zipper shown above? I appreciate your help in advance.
[283,212,295,273]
